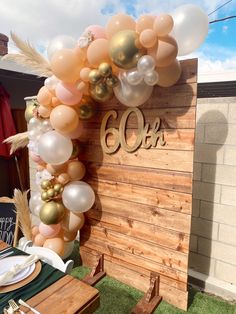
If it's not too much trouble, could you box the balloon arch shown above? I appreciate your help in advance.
[23,5,208,257]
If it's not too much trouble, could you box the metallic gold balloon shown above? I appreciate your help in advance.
[70,140,81,159]
[106,75,119,88]
[88,69,102,84]
[109,30,146,69]
[41,191,48,201]
[54,183,63,193]
[79,96,97,119]
[98,63,112,77]
[47,188,55,198]
[40,200,65,225]
[41,180,52,190]
[90,82,113,103]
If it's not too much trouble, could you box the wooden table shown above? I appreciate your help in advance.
[0,241,100,314]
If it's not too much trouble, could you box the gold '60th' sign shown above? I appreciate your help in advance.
[100,107,165,154]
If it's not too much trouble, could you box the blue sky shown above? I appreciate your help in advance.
[0,0,235,78]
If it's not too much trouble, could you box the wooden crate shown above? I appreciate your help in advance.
[80,59,197,311]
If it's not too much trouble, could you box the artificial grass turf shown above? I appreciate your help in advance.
[70,266,236,314]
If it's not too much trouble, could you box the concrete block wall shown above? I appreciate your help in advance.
[190,97,236,296]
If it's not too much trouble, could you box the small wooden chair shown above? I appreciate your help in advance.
[22,240,74,274]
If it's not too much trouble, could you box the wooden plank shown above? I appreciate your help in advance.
[80,128,195,151]
[81,145,194,172]
[80,243,187,289]
[86,163,193,194]
[87,178,192,214]
[89,195,192,234]
[83,107,196,129]
[81,225,188,272]
[85,215,190,253]
[178,58,198,84]
[80,247,188,311]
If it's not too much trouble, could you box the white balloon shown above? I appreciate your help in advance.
[44,75,59,91]
[47,35,77,60]
[28,128,43,141]
[38,130,73,164]
[29,191,43,213]
[171,4,208,56]
[62,181,95,213]
[126,70,143,85]
[137,55,156,74]
[114,72,153,107]
[144,71,159,86]
[28,117,41,131]
[41,119,53,133]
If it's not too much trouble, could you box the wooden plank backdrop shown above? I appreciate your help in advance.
[79,59,197,311]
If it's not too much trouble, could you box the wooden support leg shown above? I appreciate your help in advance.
[131,272,162,314]
[82,253,106,286]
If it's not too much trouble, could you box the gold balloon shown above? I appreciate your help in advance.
[106,75,119,88]
[88,69,102,84]
[41,191,48,201]
[109,30,146,69]
[90,82,114,103]
[40,201,65,225]
[47,188,55,198]
[70,140,82,159]
[41,180,52,190]
[54,183,63,193]
[98,63,112,77]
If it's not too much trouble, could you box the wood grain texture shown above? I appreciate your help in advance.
[80,59,198,311]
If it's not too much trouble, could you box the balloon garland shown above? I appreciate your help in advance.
[26,5,208,257]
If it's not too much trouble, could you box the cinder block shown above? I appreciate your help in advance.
[192,199,200,217]
[190,234,198,252]
[191,217,218,240]
[202,164,236,186]
[194,143,224,164]
[205,124,229,145]
[215,261,236,285]
[198,237,236,264]
[228,103,236,124]
[193,162,201,180]
[224,146,236,165]
[219,224,236,246]
[193,181,221,203]
[196,102,228,123]
[221,186,236,206]
[189,252,216,276]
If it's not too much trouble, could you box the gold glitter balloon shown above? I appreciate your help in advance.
[109,30,146,69]
[90,82,113,103]
[40,201,65,225]
[98,63,112,77]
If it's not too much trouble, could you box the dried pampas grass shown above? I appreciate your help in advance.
[2,32,53,77]
[3,131,29,155]
[13,189,32,241]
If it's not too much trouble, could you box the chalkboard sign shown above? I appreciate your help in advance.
[0,198,19,246]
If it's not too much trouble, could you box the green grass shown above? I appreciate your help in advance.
[70,266,236,314]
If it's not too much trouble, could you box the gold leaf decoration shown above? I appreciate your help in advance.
[2,32,53,77]
[3,131,29,155]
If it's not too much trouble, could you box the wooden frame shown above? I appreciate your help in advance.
[79,59,197,311]
[0,196,19,246]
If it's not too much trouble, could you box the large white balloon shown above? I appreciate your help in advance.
[38,130,73,164]
[114,72,153,107]
[47,35,77,60]
[62,181,95,213]
[171,4,208,56]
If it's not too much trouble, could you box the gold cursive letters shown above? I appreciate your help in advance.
[100,108,165,154]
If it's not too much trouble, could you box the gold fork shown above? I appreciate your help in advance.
[8,299,26,314]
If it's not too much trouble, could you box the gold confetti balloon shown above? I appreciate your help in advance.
[109,30,146,69]
[40,200,65,225]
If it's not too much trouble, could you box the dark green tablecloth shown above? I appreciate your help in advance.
[0,247,66,312]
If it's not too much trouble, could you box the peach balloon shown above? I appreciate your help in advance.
[39,222,61,238]
[57,173,70,185]
[156,59,182,87]
[43,237,65,256]
[63,122,84,139]
[67,160,86,180]
[46,162,67,175]
[148,35,178,67]
[38,105,52,118]
[85,25,107,40]
[50,48,82,83]
[62,211,85,233]
[153,14,174,37]
[37,86,53,106]
[51,97,61,107]
[63,230,77,242]
[76,81,88,94]
[37,164,46,171]
[136,15,155,33]
[32,225,39,238]
[50,105,79,133]
[55,82,82,106]
[34,233,46,246]
[139,29,157,48]
[106,13,136,38]
[87,39,110,67]
[80,67,91,82]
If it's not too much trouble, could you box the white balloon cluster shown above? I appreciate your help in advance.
[127,55,159,86]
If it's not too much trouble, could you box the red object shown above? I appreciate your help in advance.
[0,84,17,157]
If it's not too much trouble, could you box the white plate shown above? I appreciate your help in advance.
[0,255,36,286]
